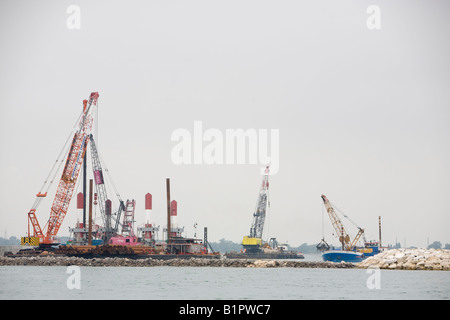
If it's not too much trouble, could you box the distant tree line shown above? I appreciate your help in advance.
[0,236,20,246]
[427,241,449,250]
[2,236,449,251]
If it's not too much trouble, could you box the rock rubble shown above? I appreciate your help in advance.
[357,248,450,271]
[0,256,355,269]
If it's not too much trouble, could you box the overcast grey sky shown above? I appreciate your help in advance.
[1,0,449,248]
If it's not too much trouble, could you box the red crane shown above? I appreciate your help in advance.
[23,92,99,247]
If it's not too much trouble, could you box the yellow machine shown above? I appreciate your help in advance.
[242,236,262,247]
[20,237,40,246]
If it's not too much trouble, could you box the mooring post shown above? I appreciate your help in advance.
[166,178,171,253]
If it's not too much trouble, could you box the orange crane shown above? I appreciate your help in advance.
[321,194,364,251]
[23,92,99,248]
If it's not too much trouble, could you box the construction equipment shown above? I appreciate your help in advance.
[89,134,108,228]
[16,93,220,259]
[242,165,270,253]
[137,193,159,245]
[320,194,364,251]
[121,200,136,237]
[23,92,99,248]
[89,134,126,242]
[316,238,330,252]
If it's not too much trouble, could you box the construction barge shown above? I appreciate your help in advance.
[6,244,220,260]
[225,239,304,260]
[225,252,303,260]
[224,166,305,260]
[17,93,304,262]
[18,93,219,261]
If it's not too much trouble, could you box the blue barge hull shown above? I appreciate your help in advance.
[322,250,364,263]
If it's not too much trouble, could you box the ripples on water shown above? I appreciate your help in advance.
[1,264,449,300]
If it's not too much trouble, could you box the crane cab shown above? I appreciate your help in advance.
[242,236,262,253]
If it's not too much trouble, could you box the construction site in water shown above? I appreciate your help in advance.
[10,92,303,260]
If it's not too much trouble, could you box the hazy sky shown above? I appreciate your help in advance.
[1,0,449,249]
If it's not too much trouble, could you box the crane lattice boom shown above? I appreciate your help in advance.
[321,194,351,250]
[249,166,270,239]
[321,194,364,251]
[26,92,99,246]
[242,165,270,252]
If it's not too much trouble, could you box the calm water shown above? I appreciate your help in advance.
[1,264,449,300]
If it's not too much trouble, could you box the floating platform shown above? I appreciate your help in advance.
[224,251,304,260]
[63,253,221,260]
[5,251,220,260]
[6,244,220,260]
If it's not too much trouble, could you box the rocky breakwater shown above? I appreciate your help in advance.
[0,256,355,269]
[357,248,450,271]
[248,259,354,269]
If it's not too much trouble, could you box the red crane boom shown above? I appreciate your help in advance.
[25,92,99,246]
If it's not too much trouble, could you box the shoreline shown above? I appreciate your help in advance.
[357,248,450,271]
[0,256,355,269]
[2,248,449,270]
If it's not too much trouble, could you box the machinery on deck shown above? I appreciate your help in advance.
[242,165,270,253]
[88,133,125,242]
[22,92,99,248]
[224,165,304,259]
[320,194,364,251]
[319,194,370,262]
[22,92,128,248]
[17,92,218,259]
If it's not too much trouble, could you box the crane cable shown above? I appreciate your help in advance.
[31,109,86,211]
[330,200,366,246]
[321,199,325,239]
[330,201,360,229]
[264,184,271,243]
[97,150,122,203]
[96,141,125,229]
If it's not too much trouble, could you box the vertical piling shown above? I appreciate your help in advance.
[88,179,93,246]
[204,227,208,254]
[83,151,87,232]
[166,178,171,253]
[379,216,382,248]
[82,99,88,243]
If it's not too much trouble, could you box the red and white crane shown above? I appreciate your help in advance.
[23,92,99,247]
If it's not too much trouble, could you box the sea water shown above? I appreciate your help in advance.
[1,264,449,300]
